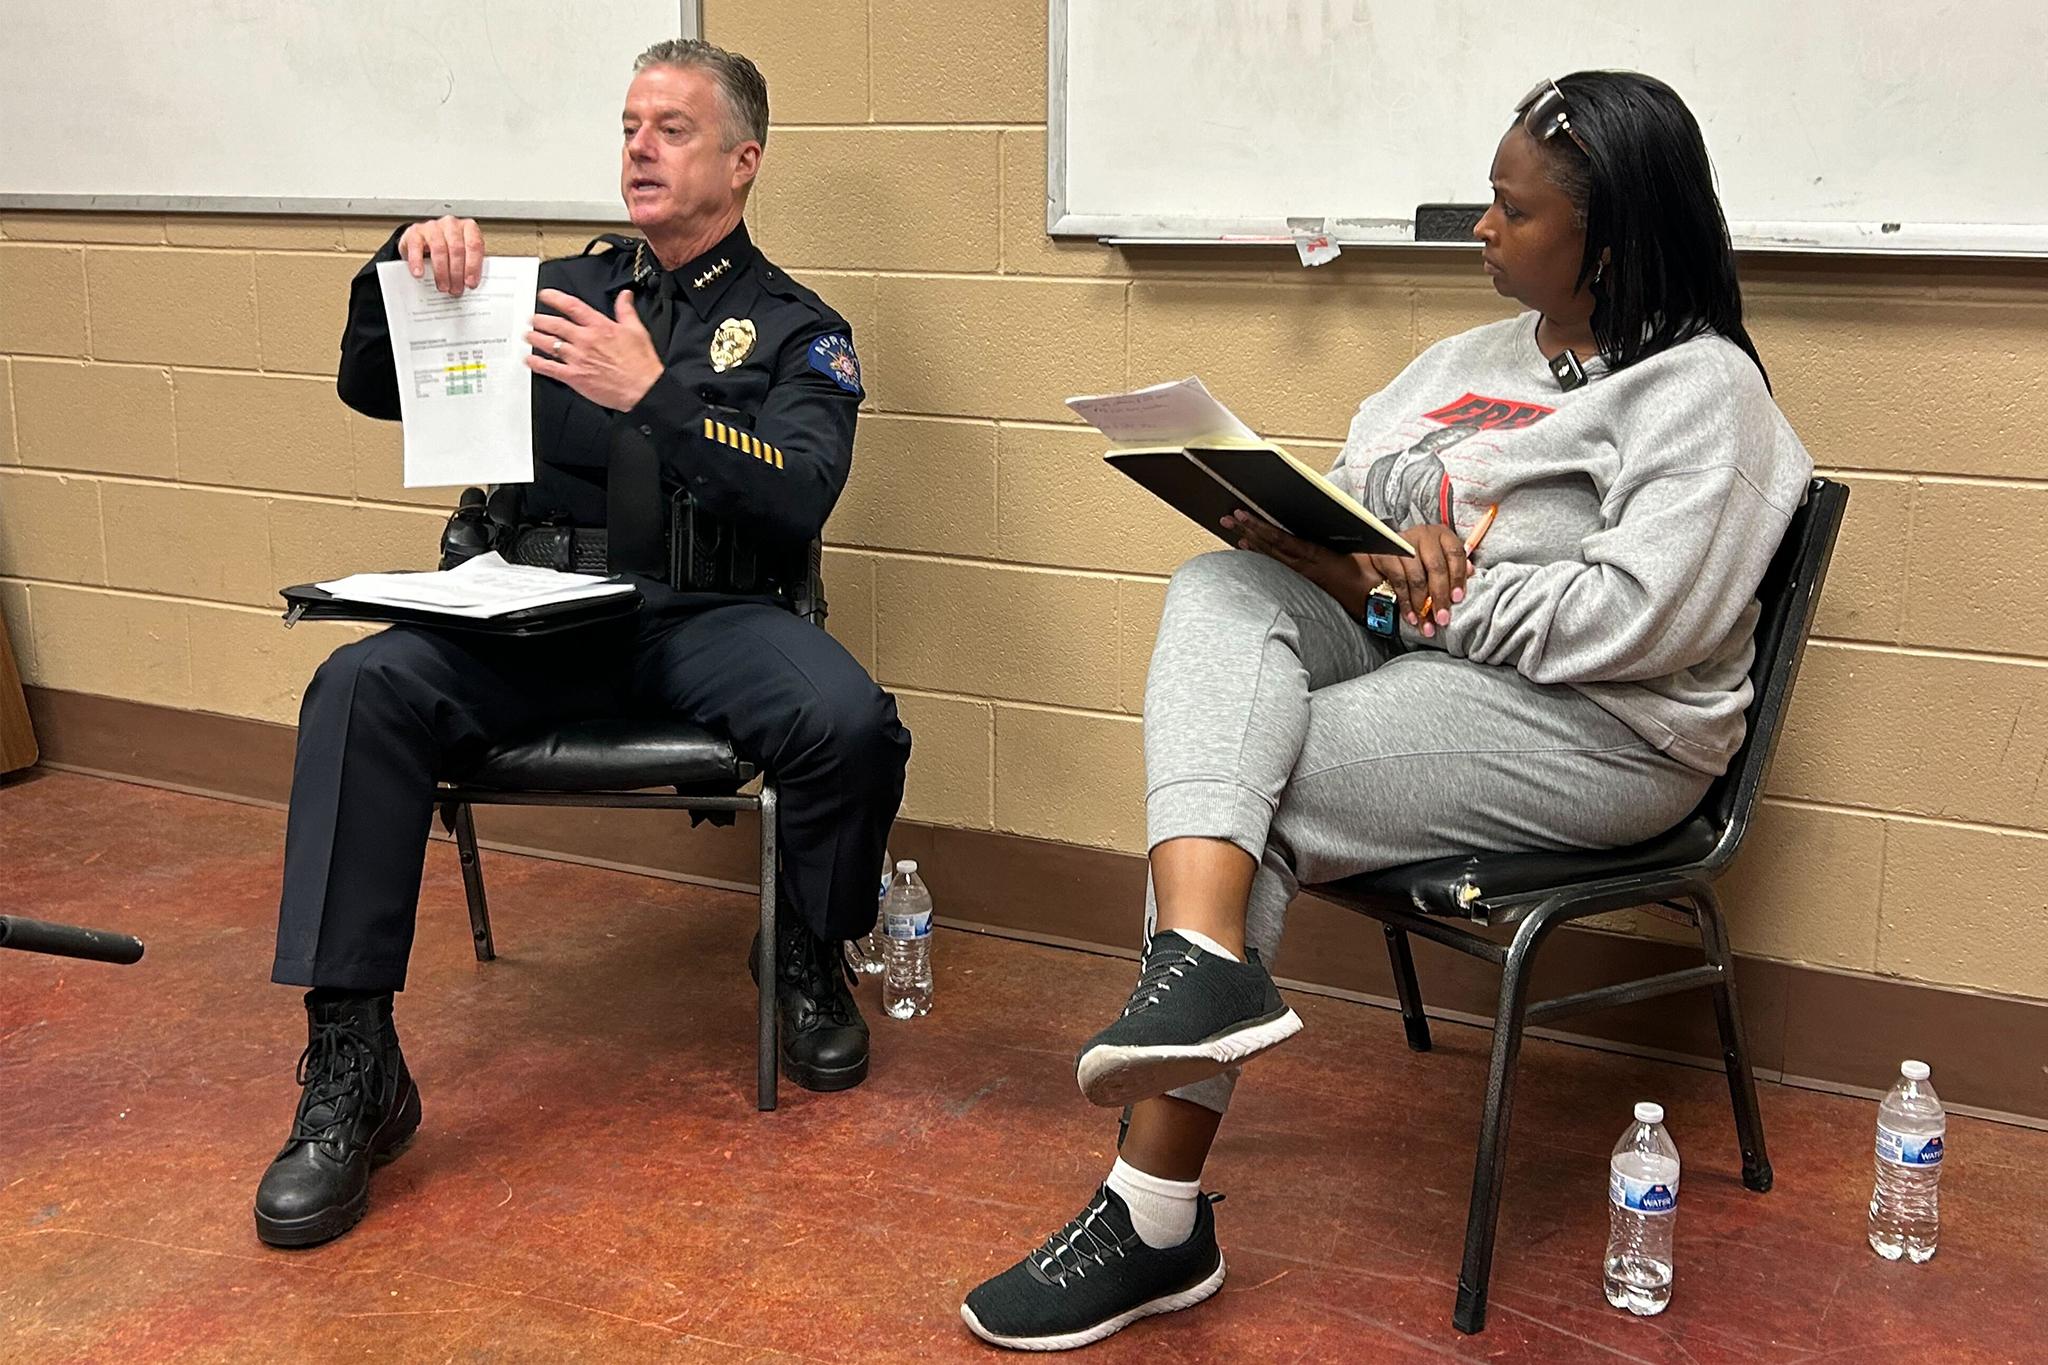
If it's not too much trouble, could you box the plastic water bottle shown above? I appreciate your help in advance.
[881,860,933,1019]
[843,848,890,976]
[1604,1101,1680,1316]
[1868,1060,1945,1262]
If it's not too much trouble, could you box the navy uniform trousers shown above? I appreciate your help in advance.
[271,601,910,992]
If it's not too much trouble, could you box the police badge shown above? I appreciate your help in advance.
[710,317,756,373]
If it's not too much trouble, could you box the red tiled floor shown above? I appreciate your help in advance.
[2,768,2042,1363]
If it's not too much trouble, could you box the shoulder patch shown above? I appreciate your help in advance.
[807,333,863,394]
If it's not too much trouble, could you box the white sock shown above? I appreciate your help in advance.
[1168,927,1240,963]
[1106,1157,1200,1249]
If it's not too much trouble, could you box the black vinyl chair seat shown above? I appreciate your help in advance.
[1326,815,1720,922]
[453,716,758,794]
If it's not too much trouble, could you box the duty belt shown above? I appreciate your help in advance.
[502,512,799,600]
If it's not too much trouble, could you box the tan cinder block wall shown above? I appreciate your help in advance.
[3,0,2046,1002]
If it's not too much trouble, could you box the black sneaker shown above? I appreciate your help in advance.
[961,1185,1225,1351]
[1074,931,1301,1108]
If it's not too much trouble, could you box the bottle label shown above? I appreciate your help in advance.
[1609,1169,1679,1213]
[884,910,931,941]
[1876,1124,1944,1167]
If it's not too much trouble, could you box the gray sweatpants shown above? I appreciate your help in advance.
[1143,551,1712,1113]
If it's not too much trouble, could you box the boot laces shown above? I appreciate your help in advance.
[1120,937,1199,1017]
[783,923,859,1027]
[285,1016,387,1151]
[1032,1195,1130,1286]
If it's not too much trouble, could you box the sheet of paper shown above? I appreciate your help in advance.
[375,256,540,488]
[317,552,634,619]
[1064,376,1262,447]
[1287,216,1342,268]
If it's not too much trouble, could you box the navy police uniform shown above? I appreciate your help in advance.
[273,221,910,991]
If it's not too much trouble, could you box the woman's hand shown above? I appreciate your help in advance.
[397,215,486,296]
[1364,523,1471,638]
[525,288,666,412]
[1224,511,1373,619]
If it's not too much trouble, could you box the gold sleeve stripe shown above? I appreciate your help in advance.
[698,418,785,470]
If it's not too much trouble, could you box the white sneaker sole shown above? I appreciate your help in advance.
[1075,1008,1303,1108]
[960,1255,1226,1351]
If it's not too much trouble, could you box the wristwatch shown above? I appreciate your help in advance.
[1361,585,1400,639]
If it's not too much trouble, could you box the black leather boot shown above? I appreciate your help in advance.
[253,992,420,1248]
[749,916,870,1092]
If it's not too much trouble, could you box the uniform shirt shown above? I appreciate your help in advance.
[1329,313,1814,774]
[336,220,862,608]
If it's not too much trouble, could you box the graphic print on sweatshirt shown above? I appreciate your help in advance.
[1357,393,1554,534]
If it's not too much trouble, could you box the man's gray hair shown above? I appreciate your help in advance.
[634,38,770,149]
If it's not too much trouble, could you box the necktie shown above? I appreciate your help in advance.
[633,257,680,355]
[606,263,678,578]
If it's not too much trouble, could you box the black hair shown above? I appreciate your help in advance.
[1529,71,1767,388]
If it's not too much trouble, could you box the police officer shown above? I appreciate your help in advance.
[254,39,911,1248]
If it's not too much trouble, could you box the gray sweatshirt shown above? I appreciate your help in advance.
[1329,312,1815,774]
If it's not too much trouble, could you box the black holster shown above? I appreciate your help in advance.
[439,486,531,570]
[668,489,801,597]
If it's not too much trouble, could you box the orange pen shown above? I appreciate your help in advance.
[1417,503,1499,627]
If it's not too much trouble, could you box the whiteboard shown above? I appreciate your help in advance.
[1049,0,2048,256]
[0,1,699,220]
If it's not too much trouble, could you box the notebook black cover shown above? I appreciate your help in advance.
[279,582,643,637]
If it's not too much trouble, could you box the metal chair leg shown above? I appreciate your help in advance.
[756,783,779,1113]
[452,803,494,963]
[1693,888,1773,1192]
[1452,902,1561,1336]
[1383,924,1432,1052]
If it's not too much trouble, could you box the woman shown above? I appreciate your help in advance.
[960,71,1814,1351]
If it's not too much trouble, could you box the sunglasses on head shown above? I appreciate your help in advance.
[1515,78,1590,155]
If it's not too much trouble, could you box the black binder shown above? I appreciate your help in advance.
[279,582,643,638]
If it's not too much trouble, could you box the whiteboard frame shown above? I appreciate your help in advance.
[1044,1,2048,259]
[0,1,701,222]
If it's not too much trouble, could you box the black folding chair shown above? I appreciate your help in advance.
[432,543,828,1115]
[1308,477,1847,1334]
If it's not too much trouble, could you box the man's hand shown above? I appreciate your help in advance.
[397,216,486,296]
[525,289,665,412]
[1224,511,1373,619]
[1364,523,1470,638]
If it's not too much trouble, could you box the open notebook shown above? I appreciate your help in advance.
[1066,378,1413,557]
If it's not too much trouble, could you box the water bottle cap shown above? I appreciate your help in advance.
[896,859,918,874]
[1634,1101,1664,1125]
[1900,1059,1930,1081]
